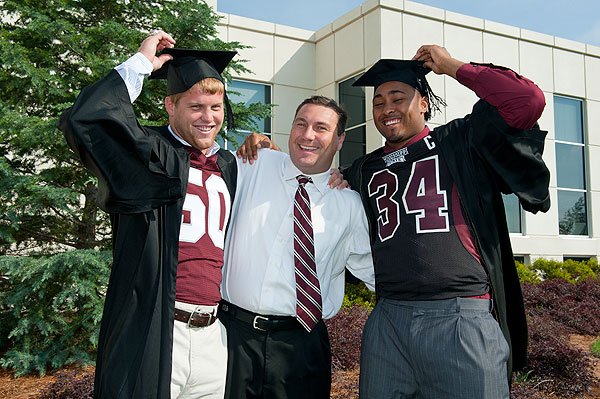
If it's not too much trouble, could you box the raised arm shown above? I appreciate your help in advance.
[413,44,545,129]
[58,32,184,213]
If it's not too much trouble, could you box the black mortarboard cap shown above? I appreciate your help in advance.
[149,48,236,95]
[352,60,431,94]
[353,59,446,120]
[149,48,237,130]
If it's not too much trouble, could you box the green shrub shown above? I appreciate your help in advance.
[516,261,541,283]
[562,259,598,281]
[591,338,600,358]
[524,258,599,283]
[0,250,111,376]
[590,258,600,274]
[343,282,376,309]
[531,258,573,281]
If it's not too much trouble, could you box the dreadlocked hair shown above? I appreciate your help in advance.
[417,75,446,121]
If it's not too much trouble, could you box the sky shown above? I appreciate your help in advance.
[218,0,600,48]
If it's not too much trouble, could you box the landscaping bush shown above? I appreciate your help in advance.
[326,304,371,371]
[343,282,376,309]
[528,258,599,282]
[0,250,111,376]
[562,258,600,281]
[510,382,549,399]
[525,311,596,397]
[518,277,600,397]
[522,279,600,336]
[39,369,94,399]
[0,276,17,351]
[591,338,600,358]
[515,260,542,283]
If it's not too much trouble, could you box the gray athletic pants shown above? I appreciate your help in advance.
[359,297,510,399]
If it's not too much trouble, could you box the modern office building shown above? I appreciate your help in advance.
[211,0,600,262]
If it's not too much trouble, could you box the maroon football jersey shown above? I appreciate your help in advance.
[362,134,488,301]
[176,151,231,305]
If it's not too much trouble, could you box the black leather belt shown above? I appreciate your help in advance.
[174,307,217,328]
[219,300,301,331]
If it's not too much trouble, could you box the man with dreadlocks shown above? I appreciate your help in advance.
[343,45,551,398]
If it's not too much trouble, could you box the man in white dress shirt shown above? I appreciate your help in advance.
[219,96,375,399]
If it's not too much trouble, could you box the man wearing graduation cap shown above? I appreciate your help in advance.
[342,45,551,398]
[59,31,240,398]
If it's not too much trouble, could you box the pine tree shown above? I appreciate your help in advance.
[0,0,271,375]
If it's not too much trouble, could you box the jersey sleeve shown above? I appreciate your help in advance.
[456,63,545,130]
[58,70,186,214]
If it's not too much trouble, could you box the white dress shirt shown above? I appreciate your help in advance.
[222,149,374,319]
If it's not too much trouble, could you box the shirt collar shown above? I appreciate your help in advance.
[383,125,430,154]
[168,125,220,156]
[282,156,331,194]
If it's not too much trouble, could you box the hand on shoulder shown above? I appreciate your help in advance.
[236,133,280,164]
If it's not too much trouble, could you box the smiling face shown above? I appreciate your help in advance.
[165,85,224,153]
[372,80,428,149]
[288,104,345,175]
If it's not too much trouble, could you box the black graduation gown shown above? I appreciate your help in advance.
[59,70,237,398]
[346,99,550,381]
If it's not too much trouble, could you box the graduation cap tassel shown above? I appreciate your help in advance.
[224,92,235,132]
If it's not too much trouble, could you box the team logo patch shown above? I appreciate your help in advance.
[382,148,409,166]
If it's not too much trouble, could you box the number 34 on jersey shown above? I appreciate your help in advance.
[368,154,450,242]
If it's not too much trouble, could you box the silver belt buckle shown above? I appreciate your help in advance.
[187,309,213,329]
[252,315,268,331]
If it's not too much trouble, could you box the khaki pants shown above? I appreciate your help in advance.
[171,301,227,399]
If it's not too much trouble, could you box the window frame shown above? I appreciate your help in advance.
[553,94,590,237]
[220,78,273,150]
[337,74,366,167]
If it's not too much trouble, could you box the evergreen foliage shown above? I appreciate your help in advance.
[342,282,376,309]
[515,260,542,283]
[516,258,598,283]
[0,0,271,255]
[0,0,271,376]
[0,250,111,376]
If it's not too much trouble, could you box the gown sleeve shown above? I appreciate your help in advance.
[58,70,187,214]
[466,99,550,214]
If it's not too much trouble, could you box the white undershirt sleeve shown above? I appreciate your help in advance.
[114,52,154,103]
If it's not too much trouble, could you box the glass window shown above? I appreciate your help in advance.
[554,95,587,236]
[340,125,366,167]
[557,190,588,235]
[502,193,522,234]
[338,75,366,167]
[339,77,365,129]
[554,96,583,143]
[218,79,271,150]
[555,143,585,189]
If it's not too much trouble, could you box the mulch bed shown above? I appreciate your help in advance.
[0,338,598,399]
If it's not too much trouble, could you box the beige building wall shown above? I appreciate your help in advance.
[217,0,600,262]
[217,13,317,151]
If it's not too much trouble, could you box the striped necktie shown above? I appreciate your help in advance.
[294,175,322,332]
